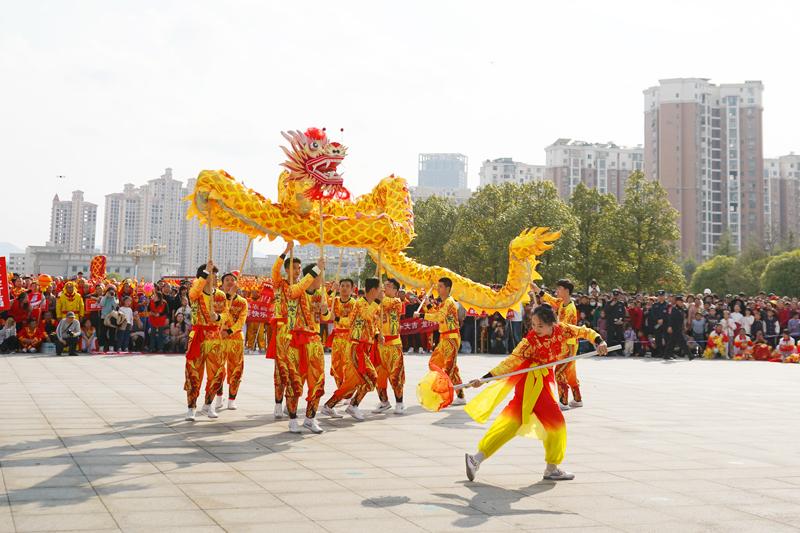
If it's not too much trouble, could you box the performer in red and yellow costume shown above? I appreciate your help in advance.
[464,305,607,482]
[415,277,464,404]
[532,279,581,409]
[245,289,267,352]
[284,261,329,434]
[775,331,798,363]
[18,319,45,353]
[373,278,406,415]
[321,277,382,421]
[268,241,304,419]
[731,329,754,360]
[184,261,226,421]
[56,281,84,320]
[327,278,356,389]
[703,324,729,359]
[215,272,248,411]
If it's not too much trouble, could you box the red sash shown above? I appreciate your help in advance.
[266,317,286,359]
[355,341,379,373]
[383,335,400,343]
[290,330,319,374]
[324,327,349,348]
[186,325,218,361]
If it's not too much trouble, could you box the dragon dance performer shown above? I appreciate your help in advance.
[184,261,226,421]
[373,278,406,415]
[464,305,607,482]
[414,277,465,405]
[321,277,382,421]
[284,261,330,434]
[268,241,303,419]
[326,278,356,389]
[214,272,248,411]
[532,279,582,410]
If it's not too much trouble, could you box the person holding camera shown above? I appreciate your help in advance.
[99,286,119,352]
[56,311,81,356]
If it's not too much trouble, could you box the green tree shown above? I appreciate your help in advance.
[682,258,697,285]
[714,231,736,257]
[760,250,800,297]
[689,255,758,295]
[406,196,459,267]
[613,171,683,292]
[443,182,578,285]
[569,183,622,291]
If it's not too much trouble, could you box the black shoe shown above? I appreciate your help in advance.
[68,351,78,356]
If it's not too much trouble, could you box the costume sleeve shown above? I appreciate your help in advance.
[564,302,577,326]
[319,290,332,322]
[562,323,603,344]
[423,302,443,323]
[287,273,316,299]
[541,292,559,308]
[271,255,284,283]
[77,295,85,319]
[487,338,532,376]
[189,278,207,302]
[55,297,63,319]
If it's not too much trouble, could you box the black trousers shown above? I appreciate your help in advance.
[654,329,667,356]
[56,336,79,355]
[666,332,689,357]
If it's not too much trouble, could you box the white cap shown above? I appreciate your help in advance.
[703,288,711,295]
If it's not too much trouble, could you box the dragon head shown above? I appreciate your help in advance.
[280,127,350,200]
[509,227,561,261]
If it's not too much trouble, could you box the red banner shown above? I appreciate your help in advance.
[248,299,274,323]
[400,317,439,336]
[0,257,9,312]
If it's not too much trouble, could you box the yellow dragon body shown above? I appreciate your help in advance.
[185,127,560,313]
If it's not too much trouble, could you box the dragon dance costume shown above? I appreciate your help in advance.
[466,323,602,468]
[539,292,581,407]
[425,296,463,400]
[218,289,248,402]
[327,295,356,389]
[376,296,406,405]
[323,296,381,409]
[184,275,226,410]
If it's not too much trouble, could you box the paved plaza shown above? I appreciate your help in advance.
[1,351,799,532]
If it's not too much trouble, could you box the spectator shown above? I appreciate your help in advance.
[508,302,524,351]
[623,322,635,357]
[489,313,506,354]
[169,312,189,353]
[636,329,651,357]
[80,318,97,353]
[0,318,20,353]
[691,311,707,355]
[147,292,169,352]
[787,312,800,342]
[741,307,754,337]
[177,296,192,325]
[99,286,118,352]
[666,295,691,359]
[588,279,600,298]
[55,281,84,320]
[650,290,669,357]
[18,319,44,353]
[117,297,134,352]
[605,289,626,348]
[56,311,81,356]
[765,309,780,348]
[130,312,146,351]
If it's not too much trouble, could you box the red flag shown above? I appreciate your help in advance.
[0,257,10,312]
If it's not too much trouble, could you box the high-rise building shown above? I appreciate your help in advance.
[544,139,643,201]
[409,185,472,205]
[764,154,800,248]
[103,183,143,255]
[141,168,185,268]
[644,78,764,260]
[479,158,546,187]
[49,190,97,253]
[418,153,468,189]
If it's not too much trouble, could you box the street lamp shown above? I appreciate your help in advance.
[128,243,167,282]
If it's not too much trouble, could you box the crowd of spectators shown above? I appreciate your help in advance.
[1,272,196,356]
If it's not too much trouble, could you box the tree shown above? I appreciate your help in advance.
[714,231,735,257]
[689,255,758,295]
[569,183,623,291]
[682,258,697,285]
[443,182,578,285]
[612,171,683,292]
[406,196,459,268]
[760,250,800,297]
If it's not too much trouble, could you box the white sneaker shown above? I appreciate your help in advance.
[320,405,343,418]
[274,403,284,419]
[559,402,571,411]
[345,404,365,421]
[227,399,237,410]
[288,418,301,433]
[452,396,467,406]
[372,402,392,414]
[394,402,406,415]
[198,404,210,417]
[215,395,224,410]
[207,403,219,419]
[543,467,575,481]
[569,400,583,408]
[465,453,480,481]
[185,408,196,421]
[303,418,324,434]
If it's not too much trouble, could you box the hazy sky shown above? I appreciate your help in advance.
[2,0,798,256]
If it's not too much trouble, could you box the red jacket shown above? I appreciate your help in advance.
[148,300,168,328]
[627,306,643,331]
